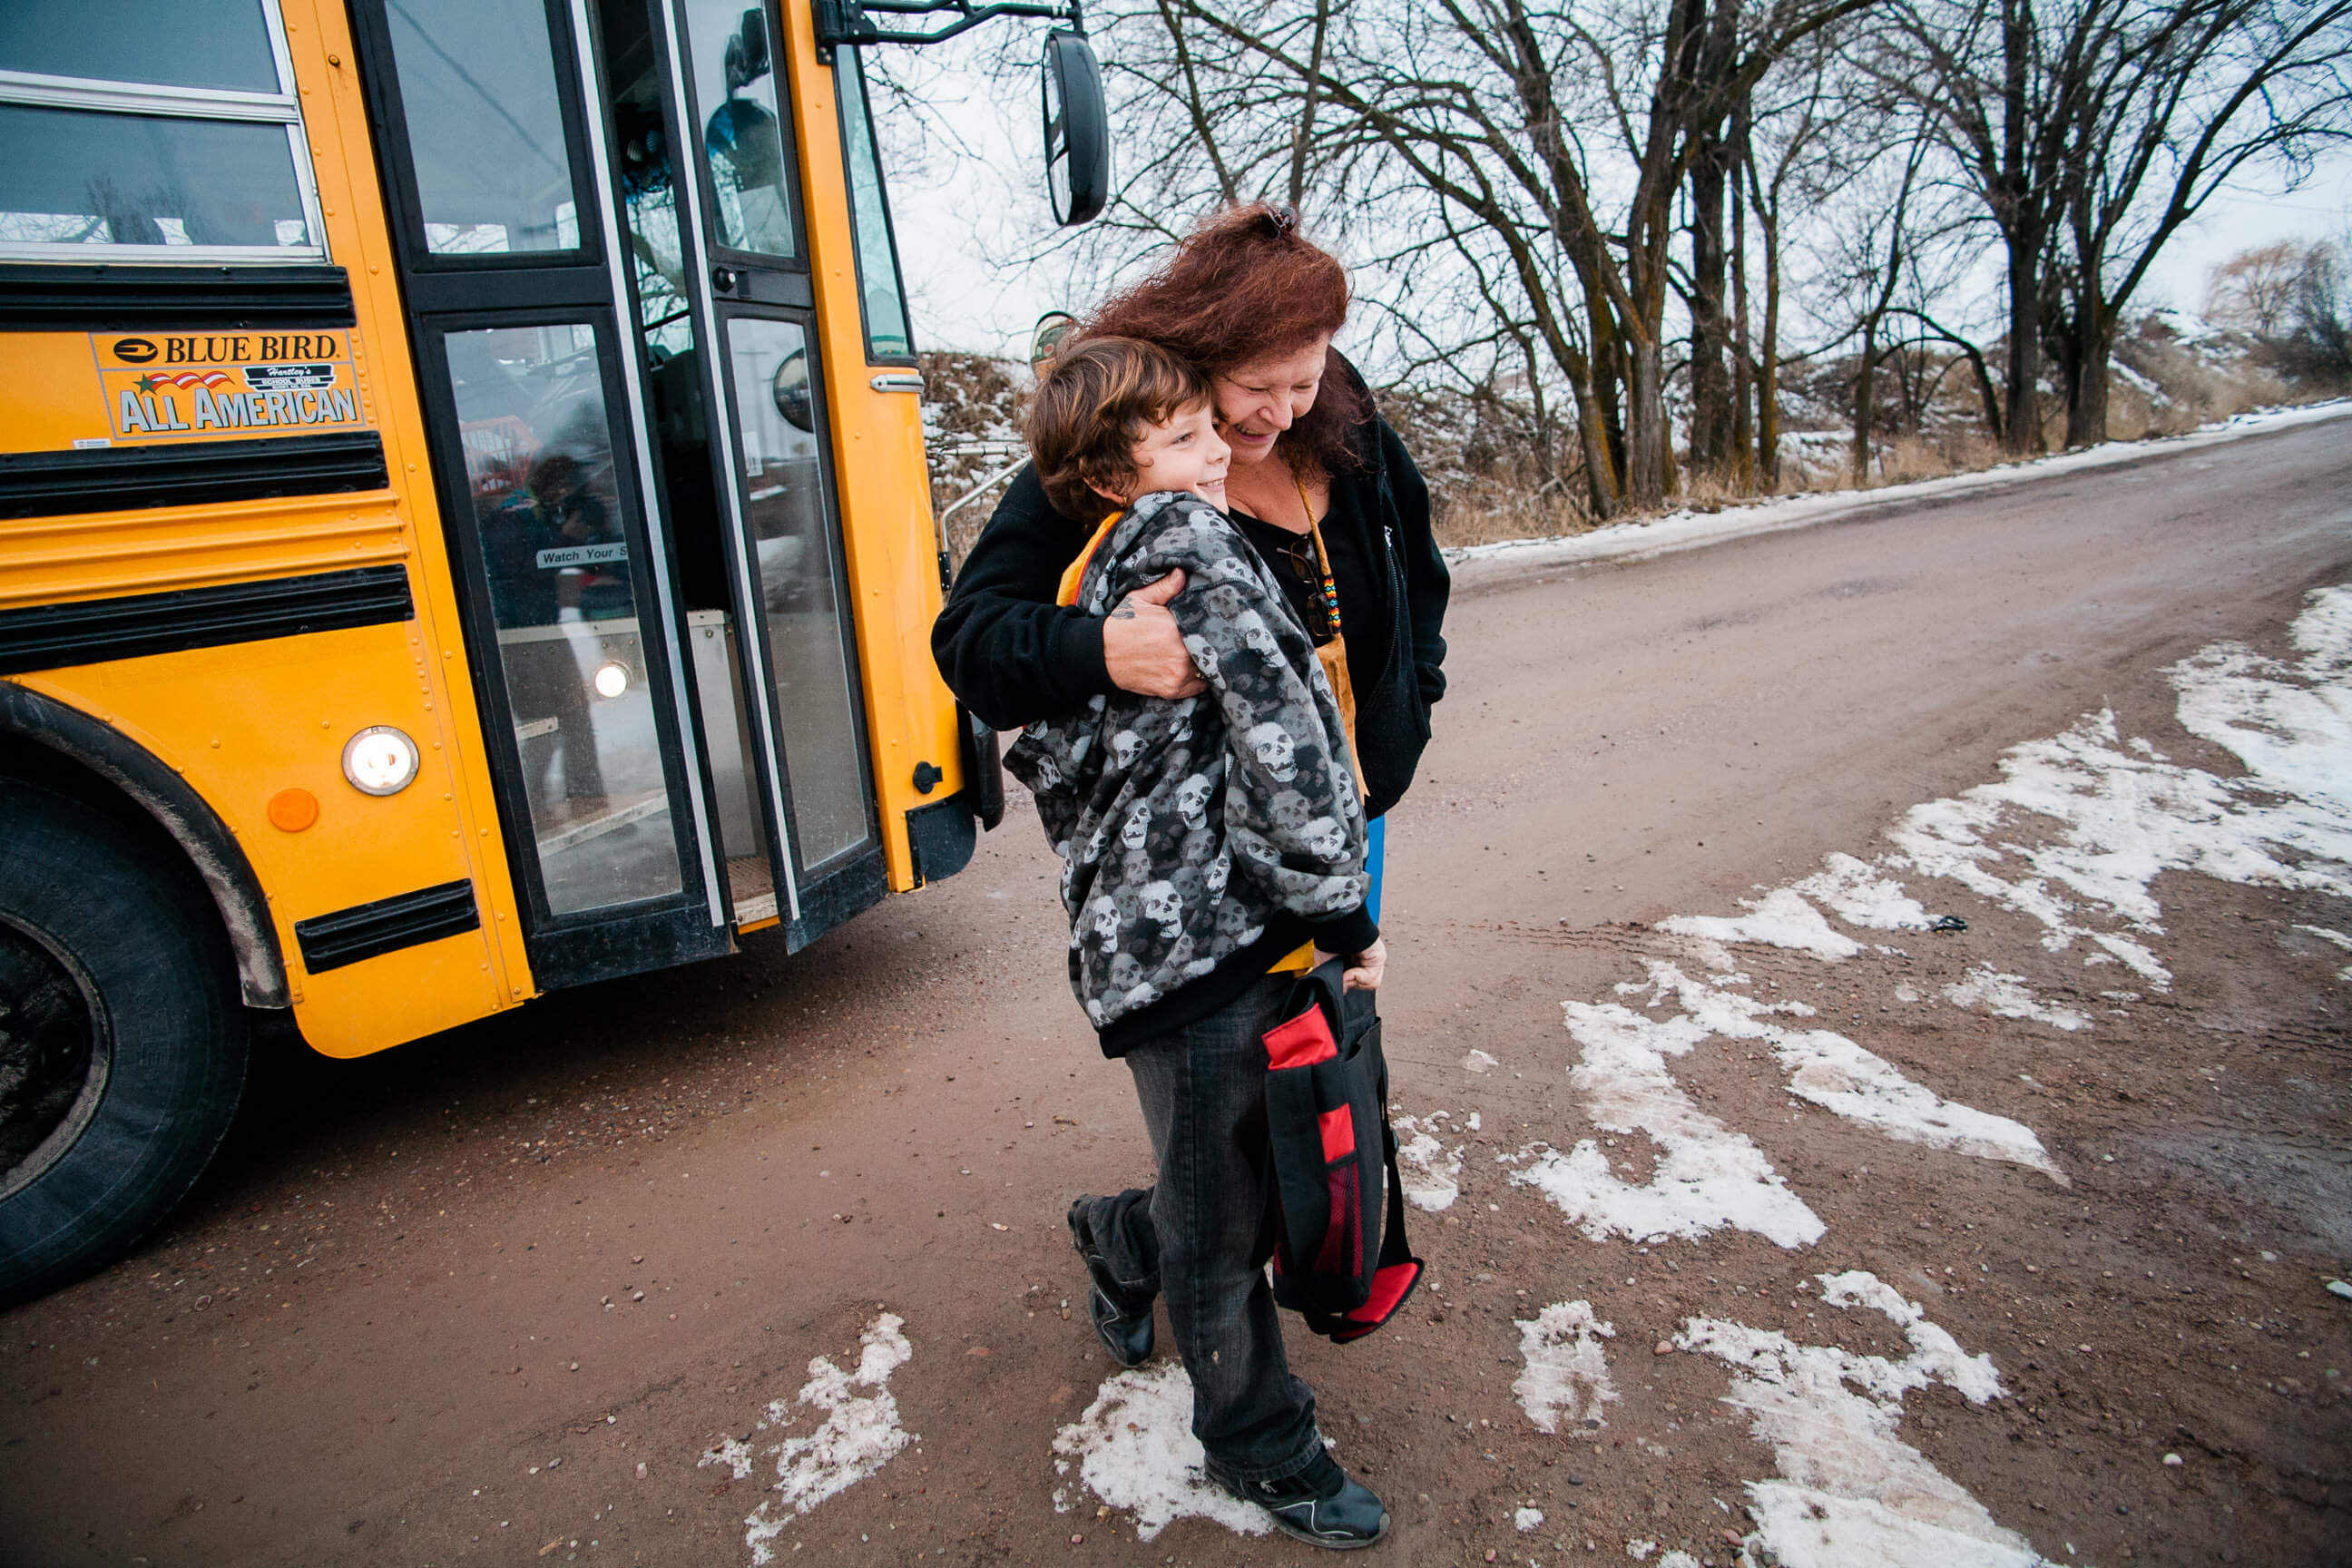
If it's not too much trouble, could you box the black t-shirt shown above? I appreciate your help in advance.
[1230,511,1331,645]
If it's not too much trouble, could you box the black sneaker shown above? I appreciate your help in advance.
[1211,1449,1390,1550]
[1065,1197,1153,1367]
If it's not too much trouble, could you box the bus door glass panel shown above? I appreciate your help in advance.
[722,317,867,867]
[382,0,581,253]
[444,322,686,915]
[596,0,770,899]
[678,0,797,260]
[665,0,875,881]
[833,49,911,358]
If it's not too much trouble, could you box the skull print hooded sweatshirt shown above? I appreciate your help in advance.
[1003,489,1378,1055]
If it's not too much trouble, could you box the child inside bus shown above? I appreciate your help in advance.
[1003,335,1390,1547]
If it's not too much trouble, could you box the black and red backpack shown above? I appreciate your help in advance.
[1261,961,1424,1343]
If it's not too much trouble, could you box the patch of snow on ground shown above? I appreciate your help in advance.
[1942,967,2092,1032]
[1886,587,2352,984]
[1514,1300,1618,1433]
[2293,925,2352,981]
[701,1312,915,1565]
[1050,1362,1272,1542]
[1633,962,2062,1180]
[1395,1112,1465,1210]
[703,1435,755,1480]
[1624,1544,1702,1567]
[1677,1272,2061,1568]
[1513,998,1825,1248]
[2170,593,2352,873]
[1517,1506,1545,1531]
[1794,853,1933,930]
[1660,887,1864,962]
[1464,1048,1500,1073]
[1531,579,2352,1176]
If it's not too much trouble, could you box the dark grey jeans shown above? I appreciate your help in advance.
[1079,972,1322,1484]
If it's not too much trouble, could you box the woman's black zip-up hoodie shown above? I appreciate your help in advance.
[933,364,1450,821]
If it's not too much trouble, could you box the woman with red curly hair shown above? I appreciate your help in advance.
[932,202,1449,1549]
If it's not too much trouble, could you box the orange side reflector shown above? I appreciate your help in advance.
[267,788,320,832]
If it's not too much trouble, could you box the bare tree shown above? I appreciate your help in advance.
[2274,238,2352,385]
[2047,0,2352,445]
[1126,0,1888,514]
[2206,241,2309,337]
[1871,0,2098,455]
[1877,0,2352,454]
[1844,138,1933,477]
[1738,44,1845,486]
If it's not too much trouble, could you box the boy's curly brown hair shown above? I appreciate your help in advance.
[1025,336,1212,520]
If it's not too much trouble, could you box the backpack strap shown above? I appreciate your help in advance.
[1055,511,1126,606]
[1325,1114,1424,1343]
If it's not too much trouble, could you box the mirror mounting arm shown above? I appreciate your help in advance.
[815,0,1083,57]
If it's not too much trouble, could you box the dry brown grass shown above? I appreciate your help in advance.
[1870,430,2005,485]
[2105,358,2293,438]
[1428,479,1593,551]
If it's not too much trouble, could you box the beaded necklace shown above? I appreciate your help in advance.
[1291,473,1342,642]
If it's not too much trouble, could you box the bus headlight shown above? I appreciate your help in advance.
[342,726,420,796]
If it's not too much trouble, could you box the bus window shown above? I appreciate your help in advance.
[445,324,687,915]
[679,0,799,260]
[0,0,277,93]
[0,107,314,250]
[0,0,320,258]
[833,49,912,361]
[382,0,581,255]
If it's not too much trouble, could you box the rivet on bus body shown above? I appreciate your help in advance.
[268,789,320,833]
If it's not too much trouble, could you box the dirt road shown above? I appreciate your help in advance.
[5,416,2348,1568]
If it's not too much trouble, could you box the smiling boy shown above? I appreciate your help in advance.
[1004,335,1389,1547]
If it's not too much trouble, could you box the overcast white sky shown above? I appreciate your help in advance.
[873,39,2352,364]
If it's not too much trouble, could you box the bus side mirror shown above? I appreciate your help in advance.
[772,348,814,432]
[1042,30,1108,227]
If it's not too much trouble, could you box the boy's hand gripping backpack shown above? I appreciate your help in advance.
[1260,961,1424,1343]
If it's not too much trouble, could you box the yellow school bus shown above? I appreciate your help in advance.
[0,0,1106,1301]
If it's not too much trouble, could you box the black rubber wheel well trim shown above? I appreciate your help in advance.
[0,682,288,1009]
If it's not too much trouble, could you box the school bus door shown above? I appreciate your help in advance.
[350,0,883,987]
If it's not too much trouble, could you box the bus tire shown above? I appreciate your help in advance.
[0,779,248,1308]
